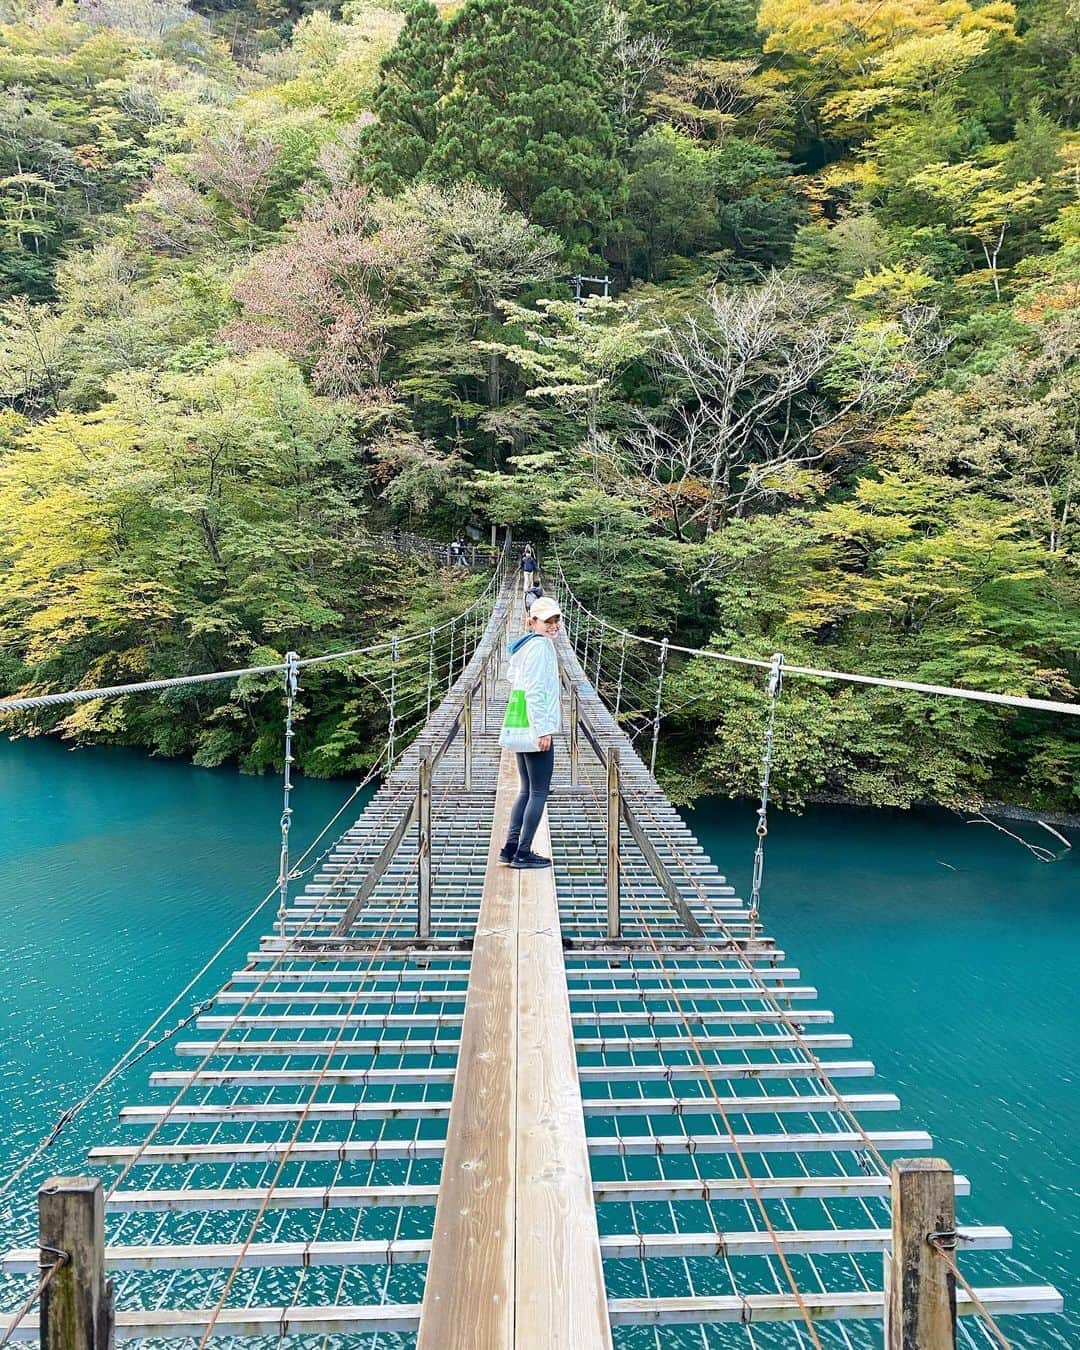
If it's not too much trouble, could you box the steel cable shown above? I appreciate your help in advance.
[552,557,1079,717]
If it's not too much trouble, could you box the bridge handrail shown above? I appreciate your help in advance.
[551,555,1079,717]
[332,570,517,937]
[558,660,704,940]
[372,530,499,568]
[0,542,511,715]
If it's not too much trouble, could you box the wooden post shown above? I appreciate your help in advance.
[884,1158,957,1350]
[38,1177,114,1350]
[480,659,489,733]
[569,685,579,785]
[418,750,432,938]
[463,687,473,791]
[606,747,620,939]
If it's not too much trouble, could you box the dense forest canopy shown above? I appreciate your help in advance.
[0,0,1076,809]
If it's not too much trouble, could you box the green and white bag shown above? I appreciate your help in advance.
[499,686,536,752]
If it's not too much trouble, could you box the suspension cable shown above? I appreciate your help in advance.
[276,652,300,940]
[0,1246,68,1348]
[0,545,509,716]
[0,558,490,1196]
[929,1236,1012,1349]
[552,558,1079,717]
[387,638,399,768]
[565,630,1016,1349]
[195,858,414,1348]
[569,730,826,1348]
[0,759,383,1203]
[648,638,669,777]
[194,726,476,1343]
[0,550,511,1315]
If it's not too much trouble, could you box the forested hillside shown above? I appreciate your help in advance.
[0,0,1076,809]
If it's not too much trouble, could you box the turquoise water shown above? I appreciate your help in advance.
[0,738,366,1237]
[0,737,1075,1343]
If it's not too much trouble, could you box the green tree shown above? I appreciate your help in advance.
[426,0,627,251]
[909,159,1046,297]
[356,0,446,192]
[621,126,720,280]
[625,0,757,61]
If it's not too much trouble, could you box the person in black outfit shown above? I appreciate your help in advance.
[521,544,538,591]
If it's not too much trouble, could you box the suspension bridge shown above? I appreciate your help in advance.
[0,540,1068,1348]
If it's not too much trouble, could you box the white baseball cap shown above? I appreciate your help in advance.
[529,597,562,622]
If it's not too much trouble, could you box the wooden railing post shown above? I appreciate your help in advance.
[884,1158,957,1350]
[480,659,489,733]
[417,749,432,938]
[39,1176,114,1350]
[606,746,620,939]
[463,687,473,790]
[569,684,579,786]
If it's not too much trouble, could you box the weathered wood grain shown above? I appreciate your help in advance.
[417,753,519,1350]
[516,807,613,1350]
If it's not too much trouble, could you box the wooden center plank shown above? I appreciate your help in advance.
[515,797,612,1349]
[417,751,518,1349]
[417,752,612,1350]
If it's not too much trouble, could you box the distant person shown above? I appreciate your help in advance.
[498,596,563,869]
[521,544,538,592]
[523,582,544,616]
[448,538,461,567]
[454,535,468,567]
[391,524,402,545]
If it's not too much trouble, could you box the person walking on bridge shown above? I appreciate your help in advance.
[520,543,538,592]
[498,596,562,870]
[522,580,544,616]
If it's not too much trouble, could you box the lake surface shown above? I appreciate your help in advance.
[0,736,1075,1343]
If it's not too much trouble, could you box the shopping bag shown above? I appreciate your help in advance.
[499,688,537,752]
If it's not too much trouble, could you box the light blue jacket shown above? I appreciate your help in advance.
[506,633,561,742]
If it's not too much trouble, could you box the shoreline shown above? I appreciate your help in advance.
[4,733,1078,832]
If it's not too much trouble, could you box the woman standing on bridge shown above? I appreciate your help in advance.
[499,596,562,870]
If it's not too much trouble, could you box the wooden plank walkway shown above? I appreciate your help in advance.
[0,568,1063,1345]
[515,768,610,1350]
[419,754,611,1349]
[418,753,517,1348]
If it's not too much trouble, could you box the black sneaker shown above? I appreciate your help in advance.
[498,845,517,865]
[511,850,551,870]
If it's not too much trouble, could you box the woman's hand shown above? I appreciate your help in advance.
[537,735,552,751]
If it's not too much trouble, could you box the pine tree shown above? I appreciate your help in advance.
[426,0,627,250]
[627,0,758,61]
[357,0,446,194]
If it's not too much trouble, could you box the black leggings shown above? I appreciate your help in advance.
[505,745,555,855]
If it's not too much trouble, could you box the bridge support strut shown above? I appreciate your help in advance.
[606,746,620,939]
[417,750,432,938]
[884,1158,958,1350]
[38,1176,114,1350]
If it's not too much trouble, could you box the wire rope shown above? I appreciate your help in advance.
[0,547,510,716]
[562,631,1019,1347]
[552,558,1079,717]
